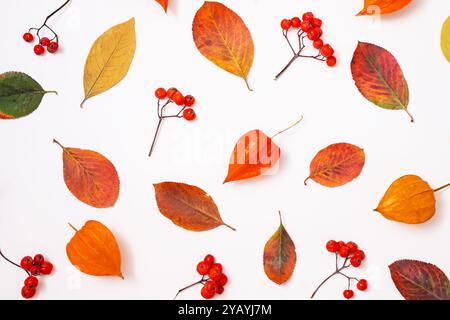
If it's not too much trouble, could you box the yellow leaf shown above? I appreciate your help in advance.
[442,16,450,62]
[82,18,136,107]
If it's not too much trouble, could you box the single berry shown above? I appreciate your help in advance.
[350,256,362,268]
[204,280,219,294]
[291,17,301,28]
[167,87,178,99]
[20,256,34,270]
[211,263,222,273]
[339,246,349,258]
[302,12,314,21]
[34,254,45,266]
[201,285,214,299]
[216,274,228,287]
[204,254,215,265]
[217,286,224,294]
[313,39,324,49]
[354,250,365,260]
[30,265,40,276]
[196,261,211,276]
[326,240,339,253]
[172,92,185,105]
[326,56,337,67]
[307,29,320,41]
[34,45,45,55]
[47,42,59,54]
[39,261,53,275]
[343,289,354,299]
[155,88,167,99]
[357,279,368,291]
[183,108,196,121]
[300,21,312,32]
[346,242,358,254]
[21,286,36,299]
[184,95,195,107]
[24,276,39,289]
[40,37,50,47]
[320,44,334,58]
[208,267,222,282]
[280,19,291,30]
[338,241,346,249]
[312,18,322,28]
[313,27,322,38]
[23,32,34,42]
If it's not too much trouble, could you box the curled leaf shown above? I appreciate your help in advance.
[357,0,413,16]
[263,212,296,285]
[192,1,254,90]
[54,139,120,208]
[351,42,413,122]
[305,143,365,188]
[155,0,168,12]
[441,16,450,62]
[66,221,123,278]
[82,18,136,107]
[0,72,56,119]
[389,260,450,300]
[154,182,235,232]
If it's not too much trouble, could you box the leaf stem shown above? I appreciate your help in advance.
[222,222,237,232]
[53,138,65,149]
[68,223,78,232]
[0,249,30,276]
[244,77,253,91]
[434,183,450,193]
[278,210,283,225]
[403,108,415,123]
[271,115,304,140]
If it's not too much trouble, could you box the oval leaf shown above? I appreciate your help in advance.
[389,260,450,300]
[224,130,280,183]
[263,213,296,285]
[305,143,365,188]
[66,221,123,278]
[54,139,120,208]
[357,0,413,16]
[441,16,450,62]
[192,1,254,90]
[154,182,235,232]
[155,0,168,12]
[82,18,136,107]
[0,72,56,119]
[351,42,413,122]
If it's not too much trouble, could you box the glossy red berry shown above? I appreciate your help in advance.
[343,289,354,299]
[338,241,346,249]
[326,56,336,67]
[208,267,222,282]
[320,44,334,58]
[184,95,195,107]
[339,246,349,258]
[302,12,314,21]
[357,279,368,291]
[216,274,228,286]
[21,286,36,299]
[204,280,219,294]
[183,108,196,121]
[40,37,50,47]
[312,18,322,28]
[24,276,39,289]
[281,19,291,30]
[155,88,167,99]
[47,42,59,53]
[20,256,34,270]
[39,261,53,275]
[346,242,358,254]
[30,265,40,276]
[313,39,324,49]
[291,17,301,28]
[217,286,224,294]
[300,21,312,32]
[326,240,339,253]
[167,87,178,99]
[196,261,211,275]
[307,29,320,41]
[211,263,222,273]
[23,32,34,42]
[201,285,214,299]
[204,254,215,265]
[34,254,44,266]
[172,92,185,105]
[350,256,362,268]
[354,250,365,260]
[34,45,45,55]
[313,27,322,38]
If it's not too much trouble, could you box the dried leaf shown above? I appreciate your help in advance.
[357,0,413,16]
[389,260,450,300]
[351,42,413,122]
[441,16,450,62]
[154,182,235,232]
[0,72,56,119]
[155,0,168,12]
[224,130,280,183]
[375,175,436,224]
[54,139,120,208]
[263,212,296,285]
[192,1,254,90]
[66,221,123,278]
[82,18,136,107]
[305,143,365,188]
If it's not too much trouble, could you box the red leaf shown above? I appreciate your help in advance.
[155,0,168,12]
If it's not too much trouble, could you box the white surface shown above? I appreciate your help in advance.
[1,0,449,300]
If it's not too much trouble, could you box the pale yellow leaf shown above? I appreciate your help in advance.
[442,16,450,62]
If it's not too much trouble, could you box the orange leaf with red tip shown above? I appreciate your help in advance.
[357,0,413,16]
[155,0,168,12]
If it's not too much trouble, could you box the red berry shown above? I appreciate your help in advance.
[300,21,312,32]
[167,87,178,99]
[291,17,301,28]
[155,88,167,99]
[354,250,365,260]
[307,29,320,41]
[217,286,224,294]
[208,267,222,282]
[23,32,34,42]
[338,241,346,249]
[312,18,322,28]
[211,263,222,273]
[39,261,53,275]
[313,39,324,49]
[184,95,195,107]
[313,27,322,38]
[280,19,291,30]
[40,37,50,47]
[204,280,219,294]
[343,289,354,299]
[34,45,45,55]
[196,261,211,275]
[320,44,334,58]
[302,12,314,21]
[33,254,44,266]
[346,242,358,254]
[350,256,362,268]
[326,56,336,67]
[357,279,368,291]
[21,286,36,299]
[30,266,40,276]
[326,240,339,253]
[24,276,39,289]
[201,285,214,299]
[216,274,228,287]
[20,256,34,270]
[183,108,196,121]
[172,92,185,105]
[204,254,215,265]
[47,42,59,53]
[339,246,349,258]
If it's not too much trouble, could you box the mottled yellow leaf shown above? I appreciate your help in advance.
[442,16,450,62]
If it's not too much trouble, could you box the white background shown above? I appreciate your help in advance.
[1,0,449,300]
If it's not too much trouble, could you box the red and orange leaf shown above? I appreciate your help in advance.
[389,260,450,300]
[54,139,120,208]
[155,0,168,12]
[66,220,123,278]
[263,213,296,285]
[224,130,280,183]
[305,143,365,188]
[192,1,254,90]
[154,182,235,232]
[357,0,413,16]
[351,42,413,122]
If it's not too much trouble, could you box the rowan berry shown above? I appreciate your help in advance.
[281,19,292,30]
[155,88,167,99]
[357,279,368,291]
[197,261,210,275]
[343,289,354,299]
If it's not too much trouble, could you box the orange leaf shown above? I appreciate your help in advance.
[155,0,168,12]
[305,143,365,188]
[154,182,235,232]
[263,212,296,285]
[54,139,120,208]
[192,1,254,90]
[66,221,123,278]
[357,0,413,16]
[224,130,280,183]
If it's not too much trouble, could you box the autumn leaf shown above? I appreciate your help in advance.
[351,42,413,122]
[263,212,296,285]
[66,221,123,278]
[389,260,450,300]
[54,139,120,208]
[0,72,56,119]
[82,18,136,107]
[155,0,168,12]
[305,143,365,188]
[154,182,235,232]
[441,16,450,62]
[192,1,254,90]
[357,0,413,16]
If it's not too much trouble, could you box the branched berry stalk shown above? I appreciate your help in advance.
[0,249,30,276]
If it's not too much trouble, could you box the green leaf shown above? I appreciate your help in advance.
[441,16,450,62]
[0,72,56,119]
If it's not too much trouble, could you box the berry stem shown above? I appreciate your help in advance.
[148,118,163,157]
[29,0,71,42]
[274,55,299,80]
[283,30,296,55]
[148,99,176,157]
[174,276,207,299]
[310,258,351,299]
[271,115,304,139]
[310,271,338,299]
[0,249,30,276]
[434,183,450,193]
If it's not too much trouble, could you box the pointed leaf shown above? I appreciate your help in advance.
[155,0,168,12]
[389,260,450,300]
[357,0,413,16]
[305,143,365,188]
[192,1,254,90]
[441,16,450,62]
[154,182,235,232]
[82,18,136,107]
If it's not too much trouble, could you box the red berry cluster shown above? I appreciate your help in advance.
[149,87,197,156]
[311,240,368,300]
[175,254,228,300]
[276,12,336,80]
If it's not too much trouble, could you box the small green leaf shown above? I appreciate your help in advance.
[0,72,56,119]
[441,16,450,62]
